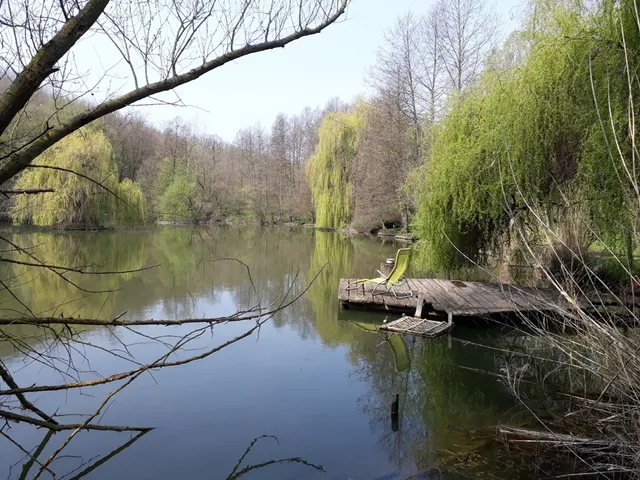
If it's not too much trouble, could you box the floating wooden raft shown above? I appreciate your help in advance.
[338,277,583,318]
[380,316,452,338]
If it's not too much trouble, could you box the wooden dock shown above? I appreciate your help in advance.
[338,277,581,319]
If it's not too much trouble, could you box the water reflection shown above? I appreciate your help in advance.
[0,227,529,479]
[7,429,329,480]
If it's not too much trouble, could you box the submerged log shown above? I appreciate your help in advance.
[499,426,613,448]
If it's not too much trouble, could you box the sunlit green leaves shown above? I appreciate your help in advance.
[307,108,364,229]
[10,128,147,227]
[413,0,640,270]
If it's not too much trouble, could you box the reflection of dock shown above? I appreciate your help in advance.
[338,277,587,337]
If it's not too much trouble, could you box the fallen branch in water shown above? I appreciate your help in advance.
[227,457,325,480]
[0,361,58,424]
[225,434,324,480]
[499,426,616,448]
[0,258,160,275]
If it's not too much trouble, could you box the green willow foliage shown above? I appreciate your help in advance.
[413,0,640,271]
[116,178,148,225]
[0,231,149,317]
[307,108,364,229]
[157,177,198,222]
[154,156,210,223]
[11,128,147,227]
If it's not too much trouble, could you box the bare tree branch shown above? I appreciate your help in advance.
[0,0,110,137]
[0,0,349,185]
[0,188,54,195]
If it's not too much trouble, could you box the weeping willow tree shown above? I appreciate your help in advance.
[306,108,364,229]
[0,231,151,318]
[412,0,640,271]
[11,128,147,227]
[116,178,148,225]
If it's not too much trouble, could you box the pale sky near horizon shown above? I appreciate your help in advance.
[118,0,525,141]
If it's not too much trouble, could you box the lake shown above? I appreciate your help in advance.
[0,227,536,479]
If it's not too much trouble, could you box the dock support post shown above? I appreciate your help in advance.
[415,294,425,318]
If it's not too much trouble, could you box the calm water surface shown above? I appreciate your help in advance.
[0,227,530,479]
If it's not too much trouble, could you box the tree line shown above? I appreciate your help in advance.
[2,0,499,231]
[0,0,348,230]
[4,0,639,279]
[0,78,347,226]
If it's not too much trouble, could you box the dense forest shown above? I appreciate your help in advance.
[0,0,497,231]
[3,0,639,277]
[0,75,345,227]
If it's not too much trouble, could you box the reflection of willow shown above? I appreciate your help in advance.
[353,329,522,473]
[0,230,151,319]
[0,228,400,344]
[307,231,401,349]
[307,231,357,346]
[0,227,326,358]
[151,227,320,329]
[0,227,319,321]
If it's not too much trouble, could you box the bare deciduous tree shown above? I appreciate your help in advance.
[0,0,349,187]
[103,111,159,182]
[370,11,428,164]
[419,4,447,135]
[438,0,498,92]
[352,95,413,232]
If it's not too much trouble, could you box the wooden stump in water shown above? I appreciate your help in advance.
[391,393,400,432]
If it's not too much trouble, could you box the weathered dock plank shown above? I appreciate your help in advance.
[340,279,415,312]
[338,277,580,319]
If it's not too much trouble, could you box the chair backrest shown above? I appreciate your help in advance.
[388,248,412,284]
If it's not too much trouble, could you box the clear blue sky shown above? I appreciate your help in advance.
[131,0,525,141]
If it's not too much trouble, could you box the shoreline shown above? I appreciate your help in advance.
[0,220,418,243]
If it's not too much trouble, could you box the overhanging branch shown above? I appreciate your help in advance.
[0,0,349,185]
[0,188,54,195]
[0,0,110,137]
